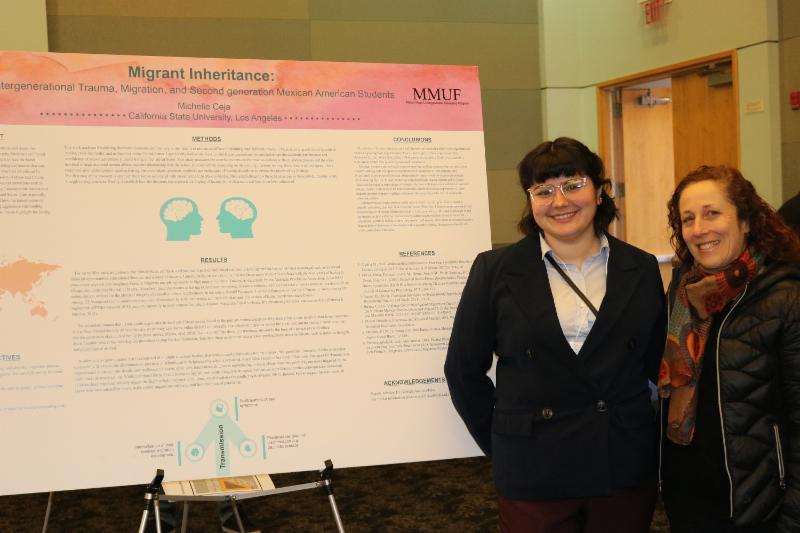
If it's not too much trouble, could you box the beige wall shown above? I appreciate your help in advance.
[44,0,542,246]
[780,0,800,200]
[539,0,786,206]
[0,0,48,51]
[4,2,795,240]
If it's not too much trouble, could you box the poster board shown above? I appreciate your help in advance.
[0,51,490,495]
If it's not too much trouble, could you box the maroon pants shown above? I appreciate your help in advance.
[497,482,658,533]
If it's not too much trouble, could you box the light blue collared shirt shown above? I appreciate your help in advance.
[540,233,610,354]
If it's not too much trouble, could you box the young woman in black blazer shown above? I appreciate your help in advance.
[445,137,666,533]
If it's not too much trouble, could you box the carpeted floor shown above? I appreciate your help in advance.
[0,457,670,532]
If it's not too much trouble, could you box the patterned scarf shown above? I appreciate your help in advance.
[657,247,762,445]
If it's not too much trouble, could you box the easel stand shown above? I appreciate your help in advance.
[137,460,345,533]
[138,469,165,533]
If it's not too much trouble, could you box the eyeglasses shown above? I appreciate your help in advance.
[527,177,589,205]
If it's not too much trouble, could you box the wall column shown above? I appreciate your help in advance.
[0,0,48,51]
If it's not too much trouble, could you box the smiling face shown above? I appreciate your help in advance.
[678,179,750,271]
[530,174,600,246]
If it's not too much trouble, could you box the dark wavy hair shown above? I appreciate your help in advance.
[667,165,800,263]
[517,137,618,236]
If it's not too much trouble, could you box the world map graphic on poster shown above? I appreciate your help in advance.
[0,258,60,318]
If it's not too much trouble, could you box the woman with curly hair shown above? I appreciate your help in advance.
[658,165,800,532]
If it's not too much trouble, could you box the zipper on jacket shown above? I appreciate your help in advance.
[772,423,787,490]
[657,284,673,495]
[658,397,664,494]
[716,285,748,520]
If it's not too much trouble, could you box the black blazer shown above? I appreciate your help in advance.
[444,234,666,500]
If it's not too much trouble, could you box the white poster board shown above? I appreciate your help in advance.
[0,51,490,495]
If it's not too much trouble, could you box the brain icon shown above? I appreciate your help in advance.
[162,199,195,222]
[224,199,255,221]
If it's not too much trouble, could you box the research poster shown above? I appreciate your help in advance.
[0,51,490,495]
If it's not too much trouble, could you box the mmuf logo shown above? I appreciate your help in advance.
[412,87,462,102]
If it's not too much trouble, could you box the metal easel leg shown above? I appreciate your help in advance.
[137,469,165,533]
[180,502,190,533]
[326,492,345,533]
[229,498,247,533]
[137,493,154,533]
[320,460,345,533]
[41,491,53,533]
[153,498,162,533]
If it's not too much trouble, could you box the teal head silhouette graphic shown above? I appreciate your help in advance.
[217,197,257,239]
[160,197,203,241]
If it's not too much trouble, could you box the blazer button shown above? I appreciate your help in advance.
[542,407,554,419]
[596,400,607,413]
[627,338,637,350]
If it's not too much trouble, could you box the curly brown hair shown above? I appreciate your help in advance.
[667,165,800,263]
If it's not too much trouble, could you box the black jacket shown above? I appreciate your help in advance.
[662,260,800,531]
[444,234,666,499]
[778,193,800,235]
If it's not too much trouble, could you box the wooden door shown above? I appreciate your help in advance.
[620,87,675,260]
[671,63,738,182]
[597,52,739,285]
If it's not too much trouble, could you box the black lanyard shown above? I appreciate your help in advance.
[544,253,599,317]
